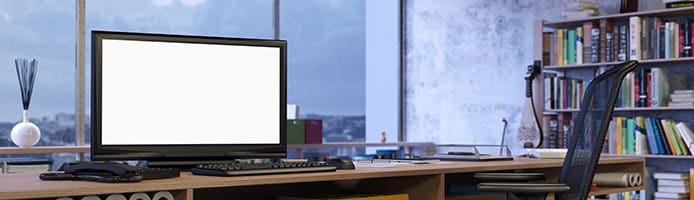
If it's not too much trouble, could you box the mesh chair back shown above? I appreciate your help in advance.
[556,61,638,200]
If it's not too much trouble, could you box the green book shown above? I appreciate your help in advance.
[626,118,634,154]
[568,29,576,64]
[287,120,306,144]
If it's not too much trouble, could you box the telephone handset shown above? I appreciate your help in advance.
[40,162,144,183]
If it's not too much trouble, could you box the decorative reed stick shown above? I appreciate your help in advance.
[14,58,38,110]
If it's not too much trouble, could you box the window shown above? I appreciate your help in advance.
[0,1,76,147]
[281,0,367,144]
[1,0,400,164]
[85,0,275,144]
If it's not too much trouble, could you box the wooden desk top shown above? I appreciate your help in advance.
[0,157,644,200]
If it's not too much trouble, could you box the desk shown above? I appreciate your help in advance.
[0,157,644,200]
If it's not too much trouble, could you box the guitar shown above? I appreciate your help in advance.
[517,60,543,148]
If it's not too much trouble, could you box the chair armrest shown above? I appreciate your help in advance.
[474,172,546,181]
[478,182,570,194]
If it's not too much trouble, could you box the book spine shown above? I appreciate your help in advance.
[304,119,323,144]
[644,117,659,154]
[558,29,564,65]
[606,31,614,62]
[608,119,617,154]
[600,19,611,62]
[675,22,680,58]
[576,27,583,64]
[583,22,593,63]
[568,29,576,64]
[564,29,568,64]
[684,20,692,57]
[634,117,648,155]
[551,32,558,66]
[549,118,558,148]
[629,16,641,60]
[616,117,623,154]
[651,118,666,154]
[680,23,686,57]
[649,18,659,59]
[617,24,629,61]
[591,27,600,63]
[638,68,649,107]
[627,118,635,154]
[657,118,675,155]
[650,68,657,107]
[641,17,649,60]
[543,32,551,66]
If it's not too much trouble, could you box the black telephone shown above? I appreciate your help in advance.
[40,162,144,183]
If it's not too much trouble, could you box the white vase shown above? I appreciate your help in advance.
[10,110,41,148]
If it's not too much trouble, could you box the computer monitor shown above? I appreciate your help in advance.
[91,31,287,167]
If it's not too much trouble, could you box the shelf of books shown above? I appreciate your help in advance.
[537,5,694,199]
[538,6,694,153]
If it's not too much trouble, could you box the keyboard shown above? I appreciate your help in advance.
[191,162,337,176]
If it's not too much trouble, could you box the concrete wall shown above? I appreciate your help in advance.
[403,0,647,154]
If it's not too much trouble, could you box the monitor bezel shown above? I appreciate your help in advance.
[91,30,287,164]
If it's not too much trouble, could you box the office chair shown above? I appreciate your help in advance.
[475,60,638,200]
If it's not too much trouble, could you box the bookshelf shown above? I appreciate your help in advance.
[535,5,694,175]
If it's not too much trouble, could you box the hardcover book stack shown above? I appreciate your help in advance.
[606,117,694,156]
[669,90,694,107]
[653,172,689,200]
[562,1,599,19]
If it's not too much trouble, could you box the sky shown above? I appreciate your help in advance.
[0,0,365,122]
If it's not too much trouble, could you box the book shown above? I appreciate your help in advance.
[558,29,564,65]
[659,179,689,187]
[543,32,552,66]
[630,16,642,60]
[635,117,649,155]
[654,172,689,180]
[600,19,613,62]
[565,1,599,10]
[618,24,629,61]
[666,1,694,8]
[583,22,594,63]
[304,119,323,144]
[287,120,306,144]
[670,101,694,107]
[650,68,670,107]
[660,185,690,193]
[2,158,52,174]
[654,192,688,199]
[627,118,635,154]
[576,27,584,64]
[561,9,598,19]
[568,29,576,64]
[645,117,660,154]
[591,27,600,63]
[549,117,558,148]
[669,120,690,155]
[653,118,671,155]
[662,119,683,155]
[676,122,694,154]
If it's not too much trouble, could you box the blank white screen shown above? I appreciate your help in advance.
[100,39,280,145]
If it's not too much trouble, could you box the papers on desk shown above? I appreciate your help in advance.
[525,148,567,159]
[353,159,440,168]
[417,154,513,161]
